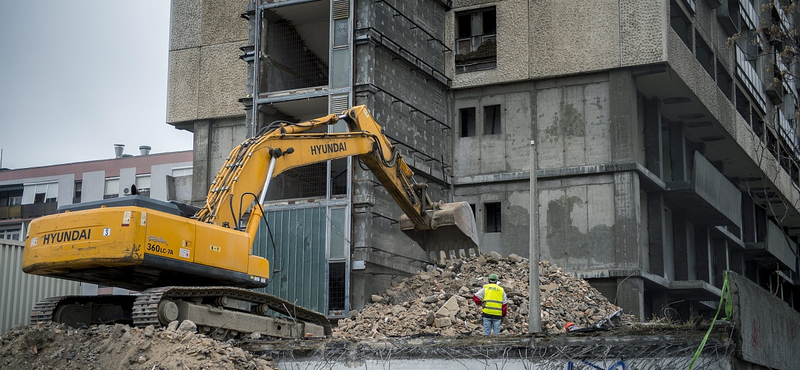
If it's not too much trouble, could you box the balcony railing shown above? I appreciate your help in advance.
[666,152,742,228]
[0,206,22,219]
[736,45,767,111]
[766,220,798,272]
[692,153,743,228]
[21,203,58,218]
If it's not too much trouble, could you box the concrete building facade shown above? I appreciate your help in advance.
[166,0,800,321]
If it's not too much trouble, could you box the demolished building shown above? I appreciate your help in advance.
[167,0,800,326]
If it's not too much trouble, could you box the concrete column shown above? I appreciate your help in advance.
[609,70,638,163]
[617,276,645,321]
[647,193,666,277]
[614,172,640,268]
[191,119,212,207]
[644,97,663,178]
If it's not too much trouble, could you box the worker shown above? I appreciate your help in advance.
[472,273,508,335]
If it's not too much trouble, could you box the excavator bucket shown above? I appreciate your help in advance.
[399,201,480,260]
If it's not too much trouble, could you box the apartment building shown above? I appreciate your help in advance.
[167,0,800,321]
[0,146,193,245]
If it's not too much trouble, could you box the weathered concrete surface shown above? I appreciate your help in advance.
[729,271,800,369]
[167,0,248,124]
[244,331,734,370]
[449,0,665,88]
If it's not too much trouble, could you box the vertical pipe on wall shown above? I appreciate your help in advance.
[529,140,542,333]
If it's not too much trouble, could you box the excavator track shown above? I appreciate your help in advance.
[32,287,331,339]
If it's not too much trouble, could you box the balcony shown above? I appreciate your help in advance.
[0,205,22,219]
[665,152,742,228]
[21,203,58,218]
[745,219,798,272]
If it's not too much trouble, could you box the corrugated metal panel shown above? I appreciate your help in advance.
[1,240,81,333]
[253,207,327,314]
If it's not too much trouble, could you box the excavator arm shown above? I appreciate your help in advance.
[194,105,478,250]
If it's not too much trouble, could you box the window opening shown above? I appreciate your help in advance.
[260,3,330,94]
[736,86,750,124]
[484,105,501,135]
[455,7,497,73]
[135,175,151,197]
[485,202,501,233]
[717,61,733,102]
[460,107,476,137]
[695,32,714,77]
[105,178,120,199]
[670,0,692,50]
[74,181,82,204]
[0,225,21,240]
[328,262,346,312]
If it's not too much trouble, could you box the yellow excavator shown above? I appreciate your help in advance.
[22,106,479,339]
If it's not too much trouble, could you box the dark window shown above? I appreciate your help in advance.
[485,202,501,233]
[670,0,692,50]
[328,262,346,313]
[695,32,714,77]
[717,61,732,102]
[484,105,501,135]
[455,7,497,73]
[34,193,45,204]
[74,181,82,203]
[460,107,476,137]
[469,203,476,219]
[736,86,750,124]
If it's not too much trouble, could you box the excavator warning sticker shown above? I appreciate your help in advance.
[210,245,221,252]
[179,248,190,258]
[30,237,37,246]
[103,228,111,237]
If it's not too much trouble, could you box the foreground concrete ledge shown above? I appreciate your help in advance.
[242,327,733,366]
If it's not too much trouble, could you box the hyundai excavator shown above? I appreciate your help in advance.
[22,105,479,339]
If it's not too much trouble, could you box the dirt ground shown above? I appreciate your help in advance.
[0,322,277,370]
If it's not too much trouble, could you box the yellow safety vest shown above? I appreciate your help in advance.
[481,283,505,317]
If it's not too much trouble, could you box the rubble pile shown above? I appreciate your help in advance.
[334,252,631,338]
[0,321,277,370]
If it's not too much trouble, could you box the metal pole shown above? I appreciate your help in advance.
[529,140,542,333]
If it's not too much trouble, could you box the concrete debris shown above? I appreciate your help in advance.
[334,253,633,338]
[0,322,278,370]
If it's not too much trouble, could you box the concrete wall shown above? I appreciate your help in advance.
[167,0,248,124]
[448,0,666,88]
[730,271,800,369]
[168,0,249,206]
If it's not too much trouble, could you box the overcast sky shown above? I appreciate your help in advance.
[0,1,193,169]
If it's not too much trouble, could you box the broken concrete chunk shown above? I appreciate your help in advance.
[435,296,459,318]
[371,295,385,303]
[425,311,435,326]
[434,317,452,328]
[177,320,197,332]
